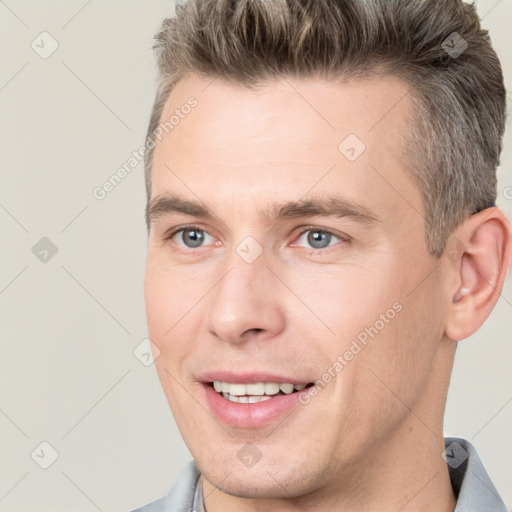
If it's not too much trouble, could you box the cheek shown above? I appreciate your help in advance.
[145,262,204,423]
[283,262,398,348]
[349,277,443,422]
[290,258,438,396]
[144,258,204,344]
[144,264,172,342]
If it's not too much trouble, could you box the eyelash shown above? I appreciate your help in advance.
[164,225,213,244]
[164,225,350,253]
[292,226,349,252]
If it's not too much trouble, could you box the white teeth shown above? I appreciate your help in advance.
[227,383,247,396]
[248,395,272,403]
[223,392,273,404]
[212,381,309,399]
[246,383,265,395]
[264,382,280,395]
[279,383,294,394]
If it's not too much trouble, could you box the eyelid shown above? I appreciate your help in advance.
[291,226,351,245]
[165,223,210,238]
[164,224,218,246]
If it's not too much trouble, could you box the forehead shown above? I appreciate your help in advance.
[151,73,423,228]
[156,72,413,155]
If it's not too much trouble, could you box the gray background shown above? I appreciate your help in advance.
[0,1,511,510]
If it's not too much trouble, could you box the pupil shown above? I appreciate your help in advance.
[183,229,204,248]
[308,231,331,249]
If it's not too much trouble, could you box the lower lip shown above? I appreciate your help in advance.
[202,383,310,429]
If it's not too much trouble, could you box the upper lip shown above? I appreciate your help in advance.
[198,371,312,385]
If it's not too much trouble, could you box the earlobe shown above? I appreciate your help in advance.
[445,208,512,342]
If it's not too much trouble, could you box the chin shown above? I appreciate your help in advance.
[198,458,325,500]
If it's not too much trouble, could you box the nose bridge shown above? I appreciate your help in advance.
[206,240,283,342]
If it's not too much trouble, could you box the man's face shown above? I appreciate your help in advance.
[144,74,452,498]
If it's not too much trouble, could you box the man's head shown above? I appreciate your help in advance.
[143,0,511,506]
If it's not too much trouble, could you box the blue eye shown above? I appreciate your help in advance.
[172,228,216,248]
[166,226,346,252]
[296,229,343,250]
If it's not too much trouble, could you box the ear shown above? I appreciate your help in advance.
[445,207,512,342]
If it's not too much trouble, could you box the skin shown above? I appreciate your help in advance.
[144,73,512,511]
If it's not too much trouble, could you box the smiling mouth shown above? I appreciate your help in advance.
[209,381,315,403]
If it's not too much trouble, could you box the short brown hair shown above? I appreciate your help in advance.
[145,0,506,258]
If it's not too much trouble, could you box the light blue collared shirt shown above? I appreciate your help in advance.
[131,437,508,511]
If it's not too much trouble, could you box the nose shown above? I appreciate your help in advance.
[205,249,286,344]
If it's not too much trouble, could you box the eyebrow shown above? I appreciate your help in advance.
[266,197,380,225]
[146,193,380,229]
[146,194,216,228]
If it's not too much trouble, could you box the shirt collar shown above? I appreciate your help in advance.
[446,437,507,511]
[192,473,206,512]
